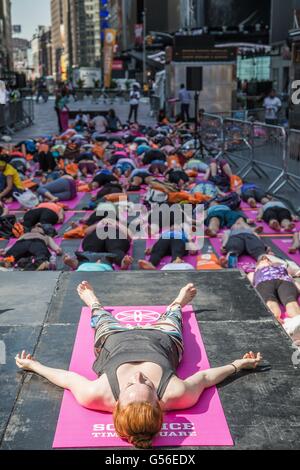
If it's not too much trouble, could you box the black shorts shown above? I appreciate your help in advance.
[257,280,299,306]
[263,207,292,224]
[241,188,266,203]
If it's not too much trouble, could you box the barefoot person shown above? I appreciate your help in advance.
[16,282,262,449]
[290,232,300,254]
[248,255,300,340]
[257,201,297,232]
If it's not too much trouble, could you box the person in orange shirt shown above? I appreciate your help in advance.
[23,202,65,229]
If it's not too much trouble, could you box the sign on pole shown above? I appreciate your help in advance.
[103,29,117,88]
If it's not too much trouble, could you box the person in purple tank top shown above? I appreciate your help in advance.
[248,255,300,343]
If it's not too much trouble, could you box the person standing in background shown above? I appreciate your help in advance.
[263,89,282,126]
[178,84,191,123]
[128,84,141,124]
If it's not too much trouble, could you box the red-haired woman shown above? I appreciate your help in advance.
[15,282,262,449]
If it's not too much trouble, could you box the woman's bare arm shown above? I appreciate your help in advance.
[169,353,262,410]
[15,351,105,409]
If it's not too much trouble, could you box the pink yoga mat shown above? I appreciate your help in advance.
[210,237,257,272]
[6,200,21,211]
[53,306,233,448]
[272,238,300,266]
[242,209,300,235]
[145,239,198,270]
[55,211,75,231]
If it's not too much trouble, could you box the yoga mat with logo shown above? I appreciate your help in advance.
[53,305,233,448]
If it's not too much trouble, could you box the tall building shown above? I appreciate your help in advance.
[12,37,32,79]
[51,0,64,80]
[31,26,52,79]
[0,0,13,75]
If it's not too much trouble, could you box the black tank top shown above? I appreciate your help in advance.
[93,329,180,401]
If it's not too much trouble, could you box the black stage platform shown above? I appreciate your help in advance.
[0,271,300,450]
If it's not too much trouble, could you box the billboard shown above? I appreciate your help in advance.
[204,0,271,28]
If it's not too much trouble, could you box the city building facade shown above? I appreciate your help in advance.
[0,0,12,75]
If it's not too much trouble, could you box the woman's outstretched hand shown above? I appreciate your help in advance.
[234,352,263,371]
[15,351,39,371]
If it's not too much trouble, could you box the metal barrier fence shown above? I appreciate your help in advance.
[150,95,161,119]
[0,99,34,134]
[201,113,299,211]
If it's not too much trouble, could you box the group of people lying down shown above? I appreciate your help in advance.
[2,116,298,448]
[0,118,299,345]
[16,282,262,449]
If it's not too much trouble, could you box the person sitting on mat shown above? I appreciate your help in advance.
[0,223,62,271]
[23,202,65,229]
[0,158,25,202]
[257,201,298,232]
[239,183,272,208]
[220,219,268,268]
[205,202,253,238]
[248,255,300,340]
[15,281,262,449]
[290,232,300,254]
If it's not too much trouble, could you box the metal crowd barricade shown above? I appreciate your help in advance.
[150,95,161,119]
[222,117,253,173]
[200,113,225,157]
[250,122,287,183]
[0,99,34,133]
[268,129,300,207]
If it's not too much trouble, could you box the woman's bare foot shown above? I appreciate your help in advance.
[121,255,133,270]
[205,227,217,238]
[77,281,100,308]
[169,283,197,308]
[37,261,50,271]
[254,225,264,234]
[173,257,184,264]
[63,254,79,270]
[270,220,281,231]
[248,198,257,209]
[219,256,229,268]
[138,260,156,271]
[289,245,300,254]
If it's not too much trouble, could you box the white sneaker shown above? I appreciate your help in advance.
[283,317,300,341]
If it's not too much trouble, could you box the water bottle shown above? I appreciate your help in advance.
[49,254,57,271]
[228,253,238,269]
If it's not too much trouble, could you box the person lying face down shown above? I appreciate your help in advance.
[15,282,262,449]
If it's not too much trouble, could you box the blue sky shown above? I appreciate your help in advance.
[11,0,51,40]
